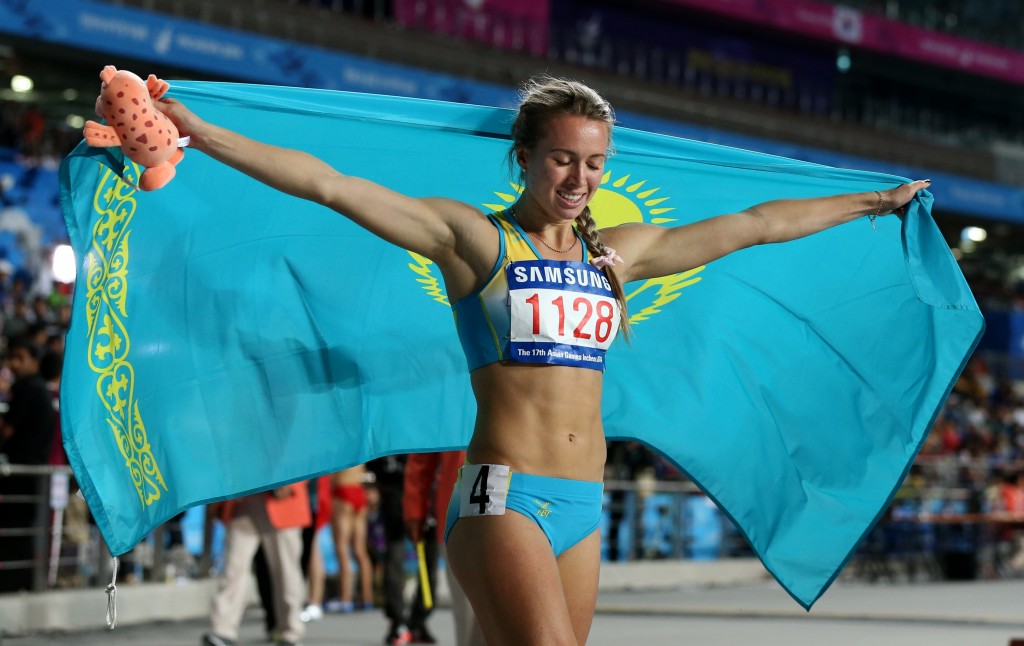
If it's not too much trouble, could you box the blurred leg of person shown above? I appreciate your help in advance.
[404,451,483,646]
[407,528,437,644]
[608,488,626,562]
[207,493,306,646]
[209,513,262,643]
[380,482,410,644]
[166,510,186,547]
[302,533,325,621]
[331,488,357,611]
[253,545,276,638]
[262,524,306,645]
[346,494,373,608]
[302,475,331,621]
[331,467,371,612]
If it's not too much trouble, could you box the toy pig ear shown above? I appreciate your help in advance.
[99,65,117,85]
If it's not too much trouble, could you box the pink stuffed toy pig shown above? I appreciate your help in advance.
[83,66,186,191]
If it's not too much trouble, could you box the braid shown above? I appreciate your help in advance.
[575,206,632,341]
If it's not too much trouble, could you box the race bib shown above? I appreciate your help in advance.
[507,260,620,370]
[459,464,510,517]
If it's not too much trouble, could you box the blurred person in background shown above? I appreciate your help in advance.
[300,475,333,622]
[0,337,56,592]
[3,298,33,343]
[604,441,654,562]
[0,259,13,308]
[38,340,66,473]
[1000,470,1024,572]
[202,483,311,646]
[158,75,928,645]
[404,450,484,646]
[367,454,423,645]
[30,295,53,326]
[328,464,374,613]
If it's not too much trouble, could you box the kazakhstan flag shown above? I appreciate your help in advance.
[59,81,982,608]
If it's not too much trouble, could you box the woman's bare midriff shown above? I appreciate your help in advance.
[466,362,607,482]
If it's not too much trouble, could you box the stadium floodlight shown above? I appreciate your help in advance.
[65,115,85,129]
[962,226,988,242]
[10,74,33,93]
[52,244,76,284]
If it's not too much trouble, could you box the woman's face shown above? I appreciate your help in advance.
[518,114,609,222]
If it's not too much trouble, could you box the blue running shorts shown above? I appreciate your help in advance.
[444,463,604,557]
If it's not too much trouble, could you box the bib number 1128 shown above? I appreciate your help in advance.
[524,293,616,343]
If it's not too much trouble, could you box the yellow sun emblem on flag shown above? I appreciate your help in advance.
[407,170,705,323]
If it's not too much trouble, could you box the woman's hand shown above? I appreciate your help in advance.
[882,179,931,217]
[153,98,206,145]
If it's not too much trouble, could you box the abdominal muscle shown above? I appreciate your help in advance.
[467,362,607,482]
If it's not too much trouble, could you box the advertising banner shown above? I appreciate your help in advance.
[394,0,549,56]
[0,0,514,106]
[552,0,836,115]
[661,0,1024,86]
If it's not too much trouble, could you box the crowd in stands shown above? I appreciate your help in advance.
[0,267,71,440]
[918,356,1024,494]
[0,265,72,592]
[0,98,78,167]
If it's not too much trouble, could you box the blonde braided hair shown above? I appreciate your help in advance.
[574,206,631,340]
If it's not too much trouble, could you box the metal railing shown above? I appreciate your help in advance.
[0,465,738,594]
[0,463,96,592]
[3,457,1021,594]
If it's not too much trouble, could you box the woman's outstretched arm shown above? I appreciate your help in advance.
[604,180,930,282]
[155,98,483,263]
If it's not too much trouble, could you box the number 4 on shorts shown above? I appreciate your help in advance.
[460,463,510,517]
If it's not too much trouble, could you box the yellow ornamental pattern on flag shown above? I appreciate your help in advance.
[85,163,167,507]
[407,170,706,323]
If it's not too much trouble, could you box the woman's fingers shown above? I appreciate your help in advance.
[887,179,931,215]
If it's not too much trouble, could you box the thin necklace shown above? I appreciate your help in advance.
[507,206,579,254]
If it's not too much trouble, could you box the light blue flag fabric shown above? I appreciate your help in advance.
[59,81,982,608]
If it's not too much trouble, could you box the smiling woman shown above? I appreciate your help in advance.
[148,74,930,645]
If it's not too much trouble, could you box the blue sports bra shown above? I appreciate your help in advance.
[451,211,620,372]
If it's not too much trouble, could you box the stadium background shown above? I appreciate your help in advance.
[2,0,1024,639]
[4,0,1024,351]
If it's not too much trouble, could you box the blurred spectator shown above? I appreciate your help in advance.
[39,340,63,467]
[605,441,654,561]
[0,338,57,592]
[19,106,45,160]
[203,484,311,646]
[300,476,333,622]
[328,464,373,612]
[997,470,1024,573]
[4,298,33,343]
[1000,471,1024,513]
[404,451,484,646]
[368,454,430,645]
[30,294,53,326]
